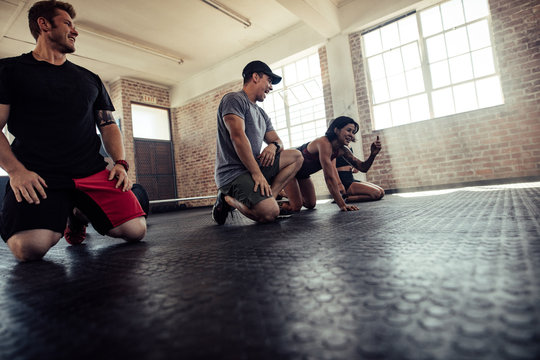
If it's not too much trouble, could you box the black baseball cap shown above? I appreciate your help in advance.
[242,60,282,85]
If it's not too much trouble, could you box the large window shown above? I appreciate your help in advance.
[363,0,503,130]
[261,52,327,149]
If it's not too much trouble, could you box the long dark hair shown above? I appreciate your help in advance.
[325,116,359,141]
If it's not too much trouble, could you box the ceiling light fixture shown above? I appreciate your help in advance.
[201,0,251,28]
[76,24,184,65]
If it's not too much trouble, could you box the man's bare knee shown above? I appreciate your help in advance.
[108,217,147,242]
[281,149,303,168]
[7,230,61,262]
[253,199,279,223]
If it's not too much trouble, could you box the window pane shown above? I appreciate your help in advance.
[449,53,474,83]
[406,68,425,95]
[432,87,455,117]
[476,76,504,108]
[441,0,465,30]
[399,15,419,44]
[364,29,383,57]
[463,0,489,22]
[277,129,290,149]
[420,6,443,37]
[445,27,470,57]
[368,55,386,80]
[308,54,321,77]
[384,49,404,76]
[388,73,408,100]
[304,79,323,98]
[391,99,411,126]
[372,78,390,104]
[284,63,297,85]
[373,103,392,129]
[453,82,477,113]
[430,60,451,88]
[472,47,495,77]
[402,42,421,70]
[131,104,170,140]
[409,94,430,122]
[296,58,310,82]
[468,20,491,51]
[426,34,447,63]
[290,85,311,103]
[381,22,400,51]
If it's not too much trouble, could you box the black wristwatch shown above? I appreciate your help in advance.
[271,141,281,153]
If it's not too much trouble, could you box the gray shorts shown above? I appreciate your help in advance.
[220,154,281,209]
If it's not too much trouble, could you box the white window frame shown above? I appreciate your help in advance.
[362,0,504,130]
[261,51,327,149]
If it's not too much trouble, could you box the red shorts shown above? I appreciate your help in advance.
[72,170,146,232]
[0,169,146,241]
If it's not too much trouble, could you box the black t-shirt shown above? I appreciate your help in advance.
[0,52,113,185]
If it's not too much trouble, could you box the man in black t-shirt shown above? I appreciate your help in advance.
[0,1,147,261]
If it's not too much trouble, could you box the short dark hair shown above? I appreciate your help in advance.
[28,0,76,40]
[243,72,263,85]
[325,116,359,141]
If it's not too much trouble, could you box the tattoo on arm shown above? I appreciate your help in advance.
[342,147,364,170]
[95,110,117,128]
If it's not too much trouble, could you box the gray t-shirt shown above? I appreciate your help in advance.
[214,90,274,188]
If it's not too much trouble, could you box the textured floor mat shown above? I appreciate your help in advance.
[0,182,539,360]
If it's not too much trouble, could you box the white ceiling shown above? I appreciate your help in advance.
[0,0,423,103]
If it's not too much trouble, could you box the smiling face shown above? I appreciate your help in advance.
[253,73,273,102]
[335,123,357,146]
[46,9,78,53]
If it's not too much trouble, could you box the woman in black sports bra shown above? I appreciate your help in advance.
[281,116,382,212]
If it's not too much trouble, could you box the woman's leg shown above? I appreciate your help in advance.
[346,181,385,202]
[298,178,317,209]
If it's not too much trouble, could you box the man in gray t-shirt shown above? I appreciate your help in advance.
[212,61,303,225]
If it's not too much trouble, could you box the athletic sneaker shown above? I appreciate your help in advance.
[212,190,231,225]
[277,208,294,219]
[64,223,87,245]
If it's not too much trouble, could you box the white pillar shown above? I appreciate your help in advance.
[325,34,366,179]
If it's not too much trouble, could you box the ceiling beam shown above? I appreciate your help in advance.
[275,0,341,38]
[1,0,29,40]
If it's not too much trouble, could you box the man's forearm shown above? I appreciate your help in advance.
[100,124,126,161]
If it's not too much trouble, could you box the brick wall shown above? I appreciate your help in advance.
[319,46,334,122]
[349,0,540,191]
[171,82,242,207]
[108,78,170,184]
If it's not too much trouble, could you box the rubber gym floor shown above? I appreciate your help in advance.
[0,182,539,360]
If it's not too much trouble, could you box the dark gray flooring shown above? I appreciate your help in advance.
[0,182,539,360]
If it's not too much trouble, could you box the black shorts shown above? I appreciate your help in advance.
[338,171,360,191]
[0,187,73,242]
[0,170,145,242]
[220,154,281,208]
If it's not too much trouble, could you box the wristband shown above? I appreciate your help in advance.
[271,141,280,152]
[114,159,129,172]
